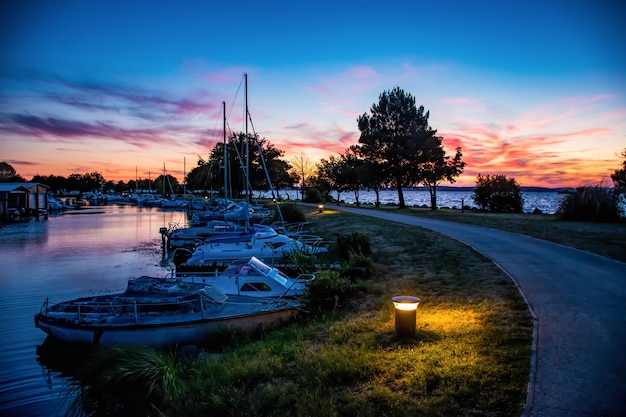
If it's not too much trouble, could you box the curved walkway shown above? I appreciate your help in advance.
[324,205,626,417]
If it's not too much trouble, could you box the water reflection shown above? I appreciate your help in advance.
[0,206,186,417]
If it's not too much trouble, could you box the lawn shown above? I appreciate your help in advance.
[345,204,626,263]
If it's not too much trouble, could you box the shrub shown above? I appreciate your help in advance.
[335,232,372,261]
[306,270,350,308]
[339,251,376,280]
[304,188,323,203]
[473,174,523,213]
[558,185,619,222]
[271,202,306,223]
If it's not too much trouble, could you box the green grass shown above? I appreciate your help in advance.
[393,207,626,263]
[72,209,533,417]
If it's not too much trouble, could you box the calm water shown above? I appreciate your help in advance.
[264,189,567,214]
[0,206,186,417]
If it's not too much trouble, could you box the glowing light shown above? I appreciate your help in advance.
[392,296,420,311]
[392,295,421,337]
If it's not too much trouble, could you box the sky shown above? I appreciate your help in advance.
[1,0,625,188]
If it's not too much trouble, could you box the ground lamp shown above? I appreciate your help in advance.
[392,296,421,337]
[318,204,324,213]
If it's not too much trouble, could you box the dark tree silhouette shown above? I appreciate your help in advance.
[357,87,463,208]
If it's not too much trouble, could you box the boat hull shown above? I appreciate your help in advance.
[35,307,298,346]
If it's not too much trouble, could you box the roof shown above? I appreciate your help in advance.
[0,183,30,192]
[0,182,49,192]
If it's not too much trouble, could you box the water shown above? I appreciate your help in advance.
[0,206,186,417]
[262,189,567,214]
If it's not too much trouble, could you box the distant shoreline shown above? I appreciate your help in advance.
[396,186,569,192]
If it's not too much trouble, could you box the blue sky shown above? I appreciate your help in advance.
[1,0,625,187]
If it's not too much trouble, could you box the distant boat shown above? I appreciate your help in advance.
[34,276,302,346]
[167,220,267,249]
[179,227,327,267]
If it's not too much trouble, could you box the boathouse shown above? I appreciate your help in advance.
[0,182,49,220]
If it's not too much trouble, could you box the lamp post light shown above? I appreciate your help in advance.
[392,295,420,337]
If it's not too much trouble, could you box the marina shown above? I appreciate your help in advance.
[0,190,569,416]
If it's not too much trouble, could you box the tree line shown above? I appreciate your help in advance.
[2,87,625,216]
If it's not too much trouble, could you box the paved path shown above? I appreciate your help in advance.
[323,205,626,417]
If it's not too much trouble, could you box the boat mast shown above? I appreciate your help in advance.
[222,100,227,199]
[245,72,250,204]
[163,162,166,197]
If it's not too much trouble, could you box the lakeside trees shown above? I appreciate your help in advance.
[356,87,465,209]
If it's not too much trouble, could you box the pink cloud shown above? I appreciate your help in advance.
[440,97,473,104]
[202,68,249,83]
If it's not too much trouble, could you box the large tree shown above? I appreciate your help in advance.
[316,155,343,202]
[290,153,316,201]
[337,146,368,206]
[187,133,293,199]
[0,162,25,182]
[357,87,445,208]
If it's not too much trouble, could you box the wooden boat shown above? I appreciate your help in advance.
[34,276,302,346]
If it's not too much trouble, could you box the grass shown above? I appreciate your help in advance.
[71,208,533,417]
[352,204,626,263]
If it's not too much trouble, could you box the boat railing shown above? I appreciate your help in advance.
[39,295,225,324]
[295,273,315,282]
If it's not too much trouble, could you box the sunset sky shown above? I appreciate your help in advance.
[1,0,624,188]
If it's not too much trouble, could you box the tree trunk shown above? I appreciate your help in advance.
[354,190,360,207]
[430,185,437,210]
[375,189,380,207]
[396,181,406,208]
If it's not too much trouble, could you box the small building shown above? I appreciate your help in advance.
[0,182,49,221]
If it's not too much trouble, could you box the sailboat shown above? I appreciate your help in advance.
[175,74,327,266]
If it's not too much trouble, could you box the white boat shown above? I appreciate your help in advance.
[167,220,257,249]
[34,276,302,346]
[160,198,189,209]
[180,227,327,266]
[179,256,314,298]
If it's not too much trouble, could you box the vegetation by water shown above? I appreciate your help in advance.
[68,208,532,417]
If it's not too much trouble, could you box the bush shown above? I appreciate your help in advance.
[339,251,376,280]
[271,202,306,223]
[306,270,350,309]
[558,185,620,222]
[304,188,323,203]
[473,174,523,213]
[335,232,372,261]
